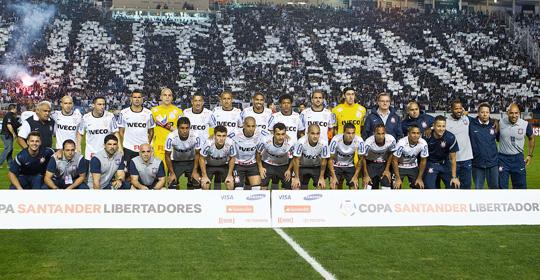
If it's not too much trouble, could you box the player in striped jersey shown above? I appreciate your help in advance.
[292,124,330,190]
[77,96,120,160]
[392,125,429,189]
[199,126,237,190]
[118,90,155,166]
[268,94,301,143]
[209,91,241,134]
[328,123,366,189]
[240,92,272,130]
[183,92,212,138]
[298,90,336,144]
[151,88,183,164]
[50,96,82,150]
[362,124,396,189]
[257,122,295,190]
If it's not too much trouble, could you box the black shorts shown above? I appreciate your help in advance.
[261,162,291,190]
[123,148,139,172]
[334,166,356,188]
[366,161,391,189]
[234,164,260,188]
[299,166,321,190]
[206,165,228,190]
[398,167,419,188]
[172,161,198,189]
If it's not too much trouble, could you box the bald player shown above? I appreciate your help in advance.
[151,88,183,164]
[128,144,166,190]
[51,96,83,150]
[292,124,330,190]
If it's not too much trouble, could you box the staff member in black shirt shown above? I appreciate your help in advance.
[18,101,55,149]
[0,104,19,167]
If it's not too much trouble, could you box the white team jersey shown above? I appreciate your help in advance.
[446,116,473,161]
[268,111,301,143]
[299,108,336,144]
[183,107,212,137]
[364,134,396,163]
[200,137,237,166]
[393,136,429,169]
[209,106,241,134]
[240,106,272,130]
[165,131,202,161]
[78,111,118,160]
[50,110,83,150]
[257,135,294,166]
[329,134,366,167]
[117,107,155,152]
[229,128,269,166]
[293,135,330,167]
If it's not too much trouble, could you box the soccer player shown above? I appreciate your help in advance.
[445,99,473,189]
[362,93,402,140]
[298,90,335,144]
[128,144,166,190]
[425,116,460,189]
[392,125,429,189]
[151,88,183,163]
[328,123,365,189]
[50,96,83,150]
[401,101,433,138]
[18,101,55,149]
[229,117,268,190]
[199,126,236,190]
[209,91,241,134]
[469,103,499,189]
[77,96,119,160]
[164,117,202,190]
[0,104,19,167]
[9,132,54,189]
[257,122,295,190]
[498,103,535,189]
[268,94,301,143]
[362,124,395,190]
[118,90,155,165]
[292,124,330,190]
[332,87,367,136]
[240,92,272,130]
[183,92,212,137]
[44,139,88,190]
[88,134,127,190]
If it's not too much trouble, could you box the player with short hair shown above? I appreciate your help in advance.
[268,94,301,143]
[401,101,433,138]
[362,124,395,190]
[183,92,212,137]
[257,122,295,190]
[151,88,183,164]
[327,122,365,189]
[332,87,367,136]
[209,91,241,134]
[88,134,127,190]
[50,95,83,150]
[44,139,88,190]
[392,125,429,189]
[128,143,166,190]
[469,103,499,189]
[240,92,272,130]
[425,116,460,189]
[9,132,55,189]
[199,125,236,190]
[445,99,473,189]
[298,90,336,144]
[164,117,202,189]
[18,101,55,149]
[362,92,402,140]
[292,124,330,190]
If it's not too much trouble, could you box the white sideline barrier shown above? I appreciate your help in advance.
[0,191,271,229]
[271,190,540,227]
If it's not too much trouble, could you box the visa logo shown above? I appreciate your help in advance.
[279,195,291,200]
[221,195,234,200]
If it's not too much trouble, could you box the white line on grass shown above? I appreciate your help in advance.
[273,228,337,280]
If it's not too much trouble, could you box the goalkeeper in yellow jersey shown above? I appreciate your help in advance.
[332,87,367,136]
[151,88,183,164]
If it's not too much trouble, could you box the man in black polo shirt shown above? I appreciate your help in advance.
[0,104,19,167]
[18,101,55,149]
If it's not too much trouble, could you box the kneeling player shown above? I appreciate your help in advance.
[257,123,294,190]
[292,124,330,190]
[328,123,365,189]
[199,126,236,190]
[165,117,202,189]
[44,140,89,189]
[128,144,166,190]
[392,125,428,189]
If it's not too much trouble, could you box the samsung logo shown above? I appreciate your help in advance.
[246,194,266,201]
[304,194,323,201]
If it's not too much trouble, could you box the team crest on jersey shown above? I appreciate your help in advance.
[115,158,122,165]
[421,121,427,128]
[390,117,396,123]
[169,112,177,119]
[490,129,495,135]
[463,119,468,125]
[440,141,446,148]
[428,168,434,173]
[152,167,158,174]
[499,166,503,172]
[40,157,45,163]
[356,111,362,118]
[518,128,523,135]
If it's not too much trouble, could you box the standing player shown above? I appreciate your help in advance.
[44,139,88,190]
[183,92,212,137]
[268,94,301,143]
[498,103,535,189]
[77,97,119,160]
[128,144,166,190]
[298,90,335,144]
[118,90,155,165]
[240,92,272,130]
[199,126,236,190]
[332,87,367,136]
[50,96,83,150]
[392,125,429,189]
[8,132,54,189]
[209,91,241,134]
[446,99,473,189]
[164,117,202,190]
[362,124,395,190]
[151,88,183,163]
[469,103,499,189]
[327,123,365,189]
[229,117,268,190]
[425,116,460,189]
[291,124,330,190]
[362,93,402,140]
[401,101,433,138]
[18,101,55,149]
[257,123,295,190]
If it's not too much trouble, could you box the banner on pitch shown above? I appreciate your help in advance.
[0,190,271,229]
[271,190,540,227]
